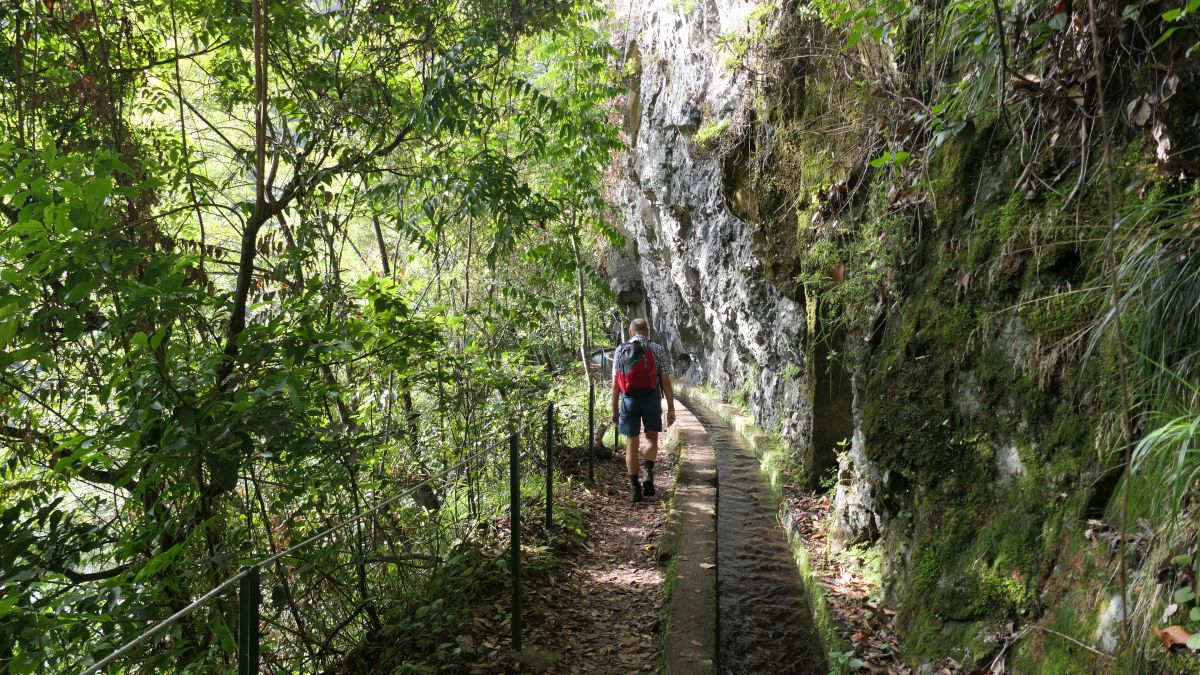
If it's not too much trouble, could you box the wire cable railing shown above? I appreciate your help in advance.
[76,400,582,675]
[78,569,251,675]
[257,435,510,571]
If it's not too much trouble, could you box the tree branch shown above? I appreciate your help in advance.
[0,423,133,489]
[106,40,231,75]
[60,562,135,583]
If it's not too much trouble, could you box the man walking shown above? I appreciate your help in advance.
[611,318,676,502]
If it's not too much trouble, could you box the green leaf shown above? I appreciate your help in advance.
[9,652,40,675]
[1154,26,1180,48]
[62,313,84,340]
[1190,606,1200,622]
[82,175,114,207]
[1174,586,1196,604]
[0,592,21,618]
[136,541,186,581]
[1163,8,1183,21]
[869,151,910,168]
[0,318,17,344]
[63,279,97,303]
[1172,554,1191,566]
[50,443,93,475]
[1188,633,1200,650]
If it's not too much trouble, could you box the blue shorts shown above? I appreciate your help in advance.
[618,391,662,436]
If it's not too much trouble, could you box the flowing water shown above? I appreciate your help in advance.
[689,403,827,675]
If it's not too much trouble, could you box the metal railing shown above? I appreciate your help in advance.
[76,394,598,674]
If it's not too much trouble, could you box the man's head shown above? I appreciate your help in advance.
[628,318,650,338]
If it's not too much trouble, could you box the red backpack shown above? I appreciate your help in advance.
[614,338,659,393]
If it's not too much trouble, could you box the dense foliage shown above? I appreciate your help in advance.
[0,0,622,671]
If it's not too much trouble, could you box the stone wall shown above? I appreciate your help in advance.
[610,0,813,447]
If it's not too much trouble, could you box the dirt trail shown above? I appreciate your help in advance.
[519,425,678,673]
[495,395,823,675]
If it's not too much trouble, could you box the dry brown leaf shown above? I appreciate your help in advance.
[1010,74,1041,91]
[1152,624,1192,651]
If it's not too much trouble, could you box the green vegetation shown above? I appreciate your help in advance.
[0,1,623,671]
[669,0,698,15]
[4,0,1200,669]
[713,2,776,72]
[692,118,731,151]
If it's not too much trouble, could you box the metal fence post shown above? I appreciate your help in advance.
[238,565,260,675]
[545,402,554,529]
[587,378,595,483]
[613,401,618,457]
[509,432,522,654]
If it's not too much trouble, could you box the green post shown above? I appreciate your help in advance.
[238,565,260,675]
[613,402,618,457]
[545,402,554,529]
[587,379,595,482]
[509,433,522,654]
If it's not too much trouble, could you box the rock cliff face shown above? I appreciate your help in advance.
[610,0,813,445]
[608,0,1188,669]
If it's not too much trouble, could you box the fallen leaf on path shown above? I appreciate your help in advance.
[699,563,715,569]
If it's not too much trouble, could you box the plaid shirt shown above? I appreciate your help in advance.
[627,334,673,376]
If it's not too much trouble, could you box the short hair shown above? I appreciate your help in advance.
[629,318,650,335]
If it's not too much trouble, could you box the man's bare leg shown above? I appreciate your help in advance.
[626,433,641,476]
[644,431,659,463]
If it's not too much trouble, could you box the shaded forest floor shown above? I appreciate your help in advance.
[465,439,677,673]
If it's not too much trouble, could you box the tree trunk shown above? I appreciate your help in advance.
[570,221,589,376]
[372,214,391,277]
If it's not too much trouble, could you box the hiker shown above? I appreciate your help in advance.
[611,318,676,502]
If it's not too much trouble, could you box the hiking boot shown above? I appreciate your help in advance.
[641,460,656,497]
[628,475,644,503]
